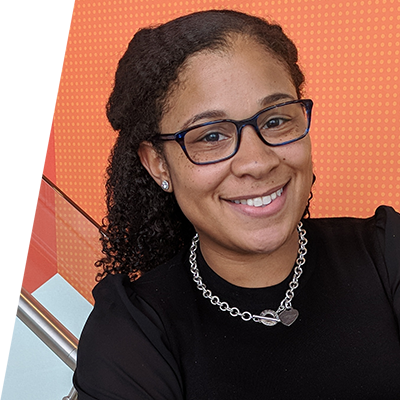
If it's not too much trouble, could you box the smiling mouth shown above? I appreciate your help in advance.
[230,187,283,207]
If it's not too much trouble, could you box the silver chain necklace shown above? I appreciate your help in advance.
[189,222,307,327]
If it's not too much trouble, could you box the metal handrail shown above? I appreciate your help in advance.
[17,287,79,370]
[62,386,78,400]
[17,288,79,399]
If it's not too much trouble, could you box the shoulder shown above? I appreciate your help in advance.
[86,248,191,318]
[301,206,400,275]
[131,248,194,306]
[74,270,184,399]
[303,205,400,278]
[375,205,400,241]
[303,205,399,242]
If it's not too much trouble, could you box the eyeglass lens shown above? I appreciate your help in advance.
[184,102,309,164]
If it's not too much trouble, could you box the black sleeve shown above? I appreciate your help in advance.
[376,206,400,332]
[73,275,183,400]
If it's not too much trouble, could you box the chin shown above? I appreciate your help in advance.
[236,231,290,255]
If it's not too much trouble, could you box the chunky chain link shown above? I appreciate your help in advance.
[189,222,307,326]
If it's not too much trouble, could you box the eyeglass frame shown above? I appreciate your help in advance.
[154,99,313,165]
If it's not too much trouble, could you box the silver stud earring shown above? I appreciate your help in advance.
[161,180,169,191]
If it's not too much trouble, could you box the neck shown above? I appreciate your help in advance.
[198,228,299,288]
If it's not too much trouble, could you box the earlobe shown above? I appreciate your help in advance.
[138,141,172,192]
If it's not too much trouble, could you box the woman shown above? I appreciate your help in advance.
[74,10,400,399]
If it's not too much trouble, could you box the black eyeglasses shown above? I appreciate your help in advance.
[155,99,313,165]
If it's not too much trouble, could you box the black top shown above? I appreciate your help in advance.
[74,206,400,399]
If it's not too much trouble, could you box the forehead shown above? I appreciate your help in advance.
[161,36,296,131]
[176,37,292,96]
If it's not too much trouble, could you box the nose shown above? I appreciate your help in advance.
[230,125,280,179]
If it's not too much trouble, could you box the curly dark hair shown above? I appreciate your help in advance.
[96,9,309,281]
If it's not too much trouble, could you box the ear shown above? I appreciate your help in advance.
[138,141,173,192]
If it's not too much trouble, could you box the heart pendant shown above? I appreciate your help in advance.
[279,308,299,326]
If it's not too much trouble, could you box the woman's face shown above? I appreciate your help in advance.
[157,37,313,260]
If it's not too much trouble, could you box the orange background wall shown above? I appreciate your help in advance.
[42,0,400,303]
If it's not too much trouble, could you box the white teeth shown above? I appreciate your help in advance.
[262,195,271,205]
[233,187,284,207]
[253,197,263,207]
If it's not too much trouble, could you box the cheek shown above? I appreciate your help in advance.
[282,138,312,169]
[302,141,314,179]
[284,140,313,192]
[165,146,227,199]
[172,167,227,199]
[170,166,224,230]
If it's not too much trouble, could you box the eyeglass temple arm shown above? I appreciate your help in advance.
[155,134,177,141]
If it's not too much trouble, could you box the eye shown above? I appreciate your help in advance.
[201,131,228,142]
[263,117,290,129]
[185,122,235,146]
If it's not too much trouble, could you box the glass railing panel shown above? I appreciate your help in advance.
[1,318,74,400]
[49,175,103,305]
[1,176,102,400]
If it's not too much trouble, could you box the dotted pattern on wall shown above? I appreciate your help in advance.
[53,0,400,301]
[298,1,400,217]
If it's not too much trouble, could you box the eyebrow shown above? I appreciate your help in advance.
[259,93,296,107]
[180,110,225,131]
[179,92,296,131]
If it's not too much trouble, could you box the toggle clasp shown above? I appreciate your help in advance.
[253,309,280,326]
